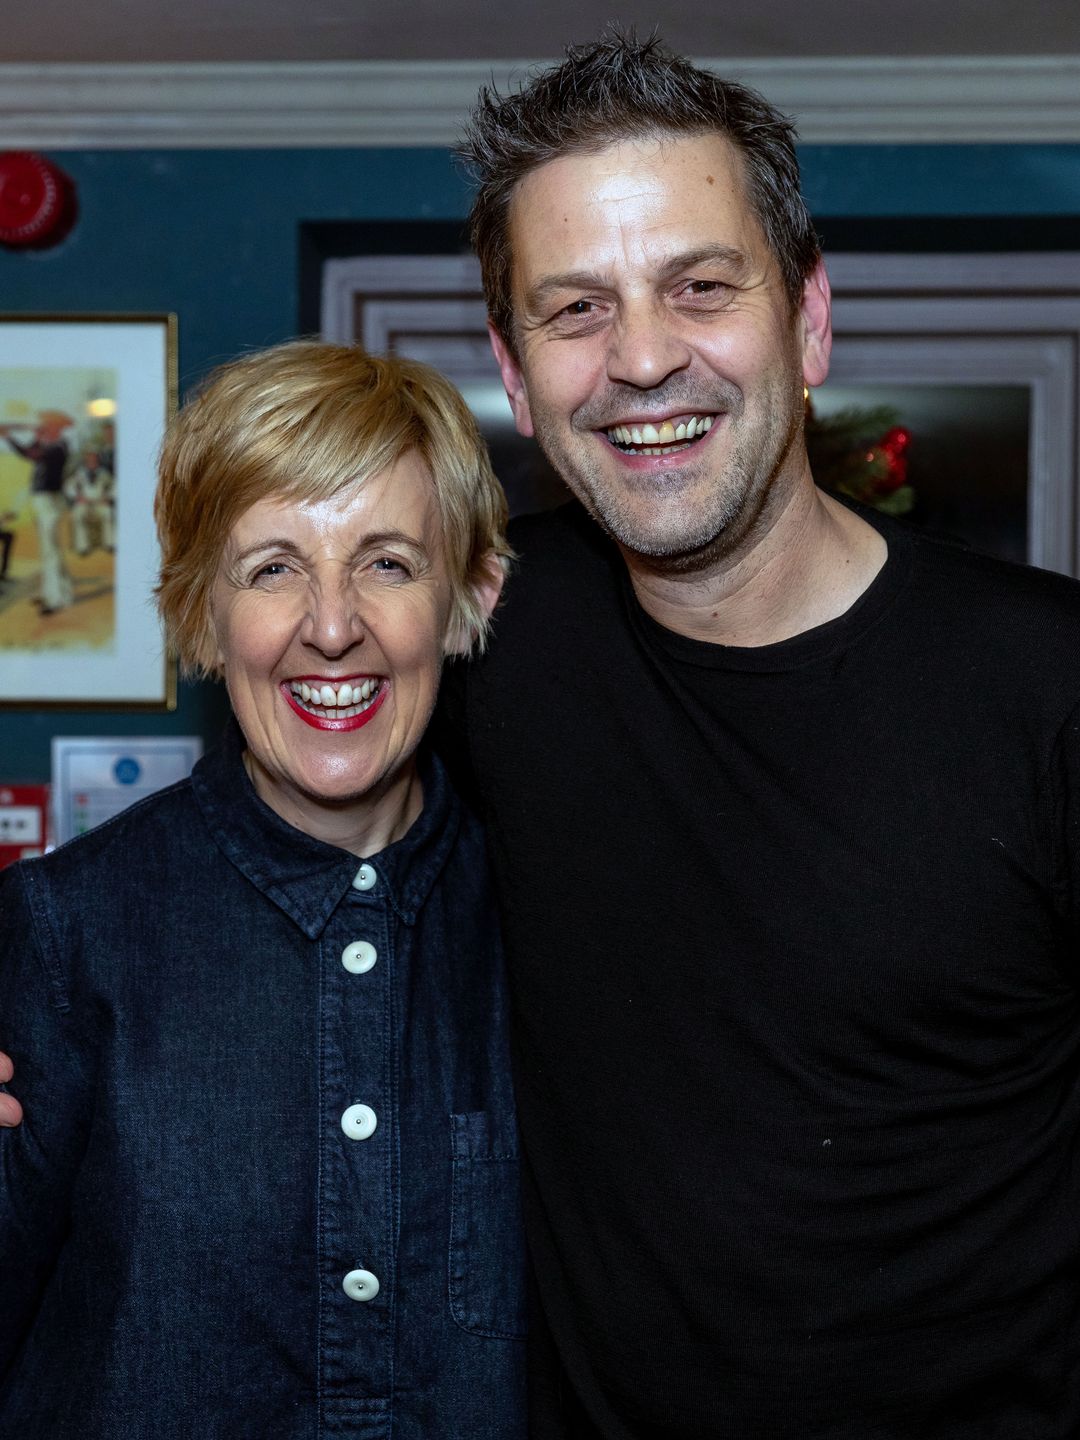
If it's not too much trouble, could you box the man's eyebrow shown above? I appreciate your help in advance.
[656,244,753,280]
[523,245,753,310]
[523,270,610,310]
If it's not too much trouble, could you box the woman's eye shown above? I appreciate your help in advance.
[372,556,409,576]
[252,561,290,582]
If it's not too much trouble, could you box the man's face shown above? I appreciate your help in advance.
[489,132,831,567]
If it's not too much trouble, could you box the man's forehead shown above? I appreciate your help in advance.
[510,129,746,206]
[505,131,764,286]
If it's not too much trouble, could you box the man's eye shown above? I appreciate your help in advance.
[562,300,594,316]
[681,279,731,299]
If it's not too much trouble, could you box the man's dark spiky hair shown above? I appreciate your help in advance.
[458,30,820,349]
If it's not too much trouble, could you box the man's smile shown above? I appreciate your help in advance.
[605,412,716,457]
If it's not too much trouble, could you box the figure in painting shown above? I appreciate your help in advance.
[65,451,115,557]
[0,411,75,614]
[0,510,14,583]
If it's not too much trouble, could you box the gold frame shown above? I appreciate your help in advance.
[0,313,178,710]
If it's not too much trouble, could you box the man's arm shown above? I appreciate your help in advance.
[0,865,92,1369]
[0,429,37,462]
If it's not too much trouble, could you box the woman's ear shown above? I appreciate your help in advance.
[444,550,506,656]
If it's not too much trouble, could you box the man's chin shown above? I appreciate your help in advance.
[584,491,743,572]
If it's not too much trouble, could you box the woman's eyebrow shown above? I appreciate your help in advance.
[231,531,429,564]
[230,537,305,564]
[359,529,428,553]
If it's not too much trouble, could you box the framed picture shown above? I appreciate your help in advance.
[0,314,178,708]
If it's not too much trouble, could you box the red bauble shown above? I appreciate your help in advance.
[873,426,911,493]
[0,152,77,250]
[880,425,911,457]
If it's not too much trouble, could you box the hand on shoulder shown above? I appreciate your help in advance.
[0,1051,22,1126]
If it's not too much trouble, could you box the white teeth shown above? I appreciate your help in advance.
[607,415,714,450]
[290,678,382,714]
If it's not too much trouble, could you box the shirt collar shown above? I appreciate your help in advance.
[192,719,460,939]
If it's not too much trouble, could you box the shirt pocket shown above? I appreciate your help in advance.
[448,1110,527,1339]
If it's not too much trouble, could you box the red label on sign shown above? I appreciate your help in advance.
[0,784,49,868]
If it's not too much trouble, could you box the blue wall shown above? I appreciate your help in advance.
[3,142,1080,780]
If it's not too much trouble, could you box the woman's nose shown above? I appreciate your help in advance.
[301,577,365,657]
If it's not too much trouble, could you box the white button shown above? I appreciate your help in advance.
[342,940,377,974]
[341,1103,377,1140]
[352,863,377,892]
[343,1268,380,1303]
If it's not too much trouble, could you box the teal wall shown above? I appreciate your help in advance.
[3,142,1080,780]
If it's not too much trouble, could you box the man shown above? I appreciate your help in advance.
[442,34,1080,1438]
[0,410,75,613]
[5,33,1080,1438]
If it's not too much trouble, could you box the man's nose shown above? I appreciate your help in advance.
[606,300,692,390]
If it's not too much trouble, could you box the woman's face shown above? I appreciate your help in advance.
[210,451,459,846]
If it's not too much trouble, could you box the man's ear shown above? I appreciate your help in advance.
[800,259,832,390]
[444,550,507,656]
[488,322,535,439]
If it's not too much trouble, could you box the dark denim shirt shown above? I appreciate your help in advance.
[0,723,526,1438]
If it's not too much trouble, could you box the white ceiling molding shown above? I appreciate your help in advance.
[1,56,1080,149]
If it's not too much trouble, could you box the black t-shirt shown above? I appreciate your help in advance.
[443,500,1080,1438]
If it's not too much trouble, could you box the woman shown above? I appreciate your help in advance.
[0,342,525,1437]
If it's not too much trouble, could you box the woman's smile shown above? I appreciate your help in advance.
[283,675,388,730]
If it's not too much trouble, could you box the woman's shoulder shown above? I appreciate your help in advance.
[12,776,207,901]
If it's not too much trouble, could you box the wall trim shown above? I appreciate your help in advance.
[2,56,1080,149]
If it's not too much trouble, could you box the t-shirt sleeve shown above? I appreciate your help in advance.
[1049,696,1080,943]
[0,864,94,1372]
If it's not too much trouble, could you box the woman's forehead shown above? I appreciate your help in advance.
[226,452,443,553]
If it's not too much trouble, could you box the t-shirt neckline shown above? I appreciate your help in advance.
[627,509,915,674]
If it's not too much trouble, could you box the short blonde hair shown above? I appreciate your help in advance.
[155,341,511,677]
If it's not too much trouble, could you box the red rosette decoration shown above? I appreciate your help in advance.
[0,152,78,250]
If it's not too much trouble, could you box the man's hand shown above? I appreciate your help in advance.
[0,1051,23,1126]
